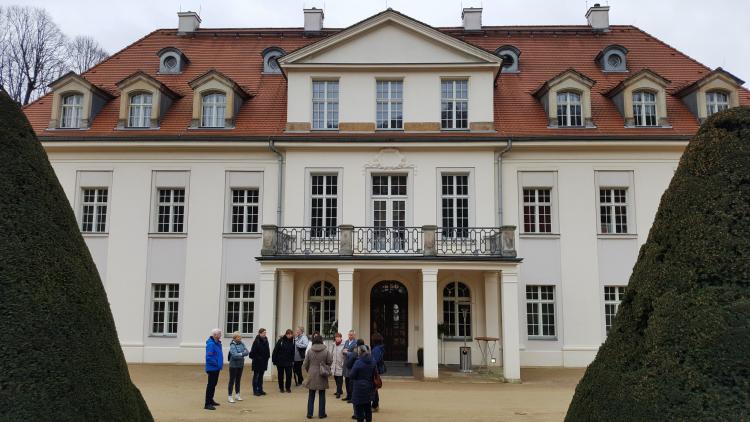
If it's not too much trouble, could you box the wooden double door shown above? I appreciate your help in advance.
[370,280,408,361]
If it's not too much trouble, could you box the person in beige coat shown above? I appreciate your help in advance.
[303,334,333,419]
[329,333,346,398]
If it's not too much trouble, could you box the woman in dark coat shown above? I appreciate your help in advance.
[349,345,376,422]
[249,328,271,396]
[272,329,296,393]
[370,333,385,411]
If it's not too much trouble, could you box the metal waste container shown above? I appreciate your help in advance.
[459,346,472,373]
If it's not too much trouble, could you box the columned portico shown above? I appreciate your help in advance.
[421,268,439,378]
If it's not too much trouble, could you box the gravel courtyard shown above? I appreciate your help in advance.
[129,364,584,422]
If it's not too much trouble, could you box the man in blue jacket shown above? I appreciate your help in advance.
[204,328,224,410]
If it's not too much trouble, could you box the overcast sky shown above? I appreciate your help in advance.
[2,0,748,84]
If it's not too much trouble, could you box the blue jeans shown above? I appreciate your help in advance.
[307,389,326,417]
[252,370,265,394]
[354,403,372,422]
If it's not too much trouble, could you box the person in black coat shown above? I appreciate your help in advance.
[350,345,377,422]
[249,328,271,396]
[272,329,296,393]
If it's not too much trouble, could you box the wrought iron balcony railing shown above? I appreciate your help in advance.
[261,224,516,258]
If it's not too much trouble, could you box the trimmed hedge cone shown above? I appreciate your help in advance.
[566,107,750,421]
[0,91,153,421]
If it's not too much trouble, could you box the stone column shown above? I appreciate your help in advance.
[277,270,295,335]
[258,268,277,380]
[422,268,439,378]
[501,269,521,382]
[337,268,354,335]
[484,271,501,366]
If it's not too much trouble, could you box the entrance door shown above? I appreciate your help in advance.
[370,280,408,361]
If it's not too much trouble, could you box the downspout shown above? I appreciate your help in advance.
[495,138,513,226]
[268,137,284,226]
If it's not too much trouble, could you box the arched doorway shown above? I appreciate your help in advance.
[370,280,408,361]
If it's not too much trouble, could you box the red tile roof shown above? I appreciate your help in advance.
[23,23,750,141]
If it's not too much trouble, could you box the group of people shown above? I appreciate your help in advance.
[203,327,385,422]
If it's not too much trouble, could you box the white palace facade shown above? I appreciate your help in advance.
[24,6,749,381]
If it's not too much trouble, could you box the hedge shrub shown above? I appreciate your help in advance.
[566,107,750,421]
[0,90,153,421]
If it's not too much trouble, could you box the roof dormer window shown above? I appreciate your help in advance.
[556,92,582,127]
[262,47,285,74]
[157,47,189,74]
[532,69,596,128]
[604,69,671,128]
[706,91,730,117]
[496,45,520,73]
[128,92,153,128]
[61,94,83,128]
[47,72,114,130]
[187,69,249,129]
[201,92,227,128]
[632,90,658,127]
[597,45,628,72]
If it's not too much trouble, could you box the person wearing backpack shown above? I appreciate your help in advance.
[272,329,296,393]
[370,333,386,412]
[227,331,250,403]
[303,334,333,419]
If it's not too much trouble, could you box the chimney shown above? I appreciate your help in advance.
[177,11,201,35]
[304,8,324,33]
[462,7,483,31]
[585,3,610,32]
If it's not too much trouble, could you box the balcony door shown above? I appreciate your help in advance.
[371,174,407,251]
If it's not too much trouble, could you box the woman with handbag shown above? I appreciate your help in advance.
[302,334,333,419]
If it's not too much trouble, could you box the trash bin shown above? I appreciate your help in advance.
[459,346,472,373]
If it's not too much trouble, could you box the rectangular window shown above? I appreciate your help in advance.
[151,283,179,336]
[310,174,338,237]
[372,174,408,250]
[604,286,626,334]
[441,174,469,238]
[441,79,468,129]
[376,80,403,129]
[600,188,628,234]
[231,189,259,233]
[312,81,339,130]
[225,283,255,336]
[522,188,552,233]
[81,188,108,233]
[157,189,186,233]
[526,285,556,338]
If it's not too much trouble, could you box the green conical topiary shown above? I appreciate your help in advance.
[0,90,153,421]
[566,107,750,421]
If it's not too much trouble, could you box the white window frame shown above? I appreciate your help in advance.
[522,188,552,234]
[230,189,260,233]
[706,91,730,116]
[441,79,469,130]
[526,285,557,339]
[599,188,629,234]
[60,93,83,128]
[556,91,582,127]
[128,92,153,128]
[632,90,658,127]
[440,173,470,238]
[312,80,339,130]
[225,283,255,336]
[442,281,472,339]
[80,187,109,233]
[376,80,403,130]
[307,280,337,338]
[603,285,626,335]
[518,172,559,235]
[150,283,180,337]
[595,171,635,236]
[201,92,226,128]
[156,188,186,233]
[309,172,339,238]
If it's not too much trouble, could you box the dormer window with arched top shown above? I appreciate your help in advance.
[676,68,743,122]
[47,72,114,130]
[187,69,250,129]
[262,47,285,74]
[604,69,671,128]
[532,69,596,128]
[597,45,628,72]
[496,45,520,73]
[157,47,189,74]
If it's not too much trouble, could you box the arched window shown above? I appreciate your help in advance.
[308,281,336,337]
[598,45,628,72]
[706,91,729,116]
[556,91,582,127]
[201,92,226,128]
[442,282,471,338]
[496,45,520,73]
[632,90,657,127]
[128,92,153,128]
[262,47,285,74]
[60,94,83,128]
